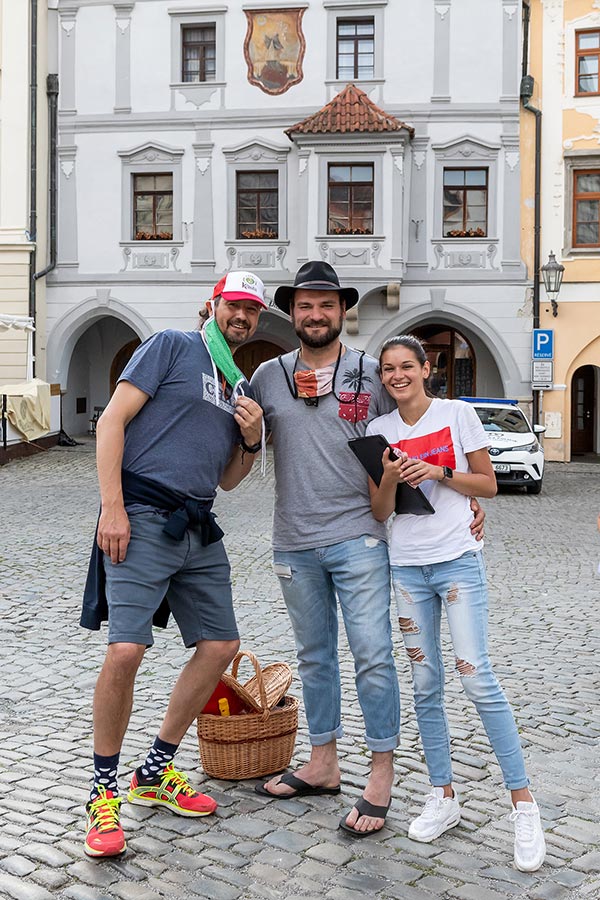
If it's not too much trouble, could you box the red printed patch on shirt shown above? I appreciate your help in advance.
[338,392,371,423]
[391,426,456,468]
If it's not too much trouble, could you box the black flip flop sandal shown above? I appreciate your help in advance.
[338,796,391,837]
[255,772,341,799]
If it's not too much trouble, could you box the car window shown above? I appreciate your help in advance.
[474,407,531,434]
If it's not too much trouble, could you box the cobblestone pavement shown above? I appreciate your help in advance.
[1,441,599,900]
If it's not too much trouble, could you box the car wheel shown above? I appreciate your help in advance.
[526,478,543,495]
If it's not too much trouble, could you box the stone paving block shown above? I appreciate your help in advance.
[202,864,252,889]
[0,855,38,876]
[111,884,163,900]
[244,861,290,886]
[19,842,73,867]
[0,873,54,900]
[526,883,572,900]
[335,870,388,893]
[221,817,275,839]
[29,867,71,889]
[572,850,600,873]
[263,829,316,853]
[479,864,537,887]
[292,859,337,884]
[63,887,121,900]
[446,882,514,900]
[552,868,587,887]
[253,847,304,869]
[66,860,121,887]
[302,839,355,866]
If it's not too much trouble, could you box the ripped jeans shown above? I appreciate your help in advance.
[391,550,529,790]
[273,536,400,752]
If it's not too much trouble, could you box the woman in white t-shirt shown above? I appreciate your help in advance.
[366,335,545,873]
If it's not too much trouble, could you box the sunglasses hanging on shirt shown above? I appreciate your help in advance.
[277,346,365,411]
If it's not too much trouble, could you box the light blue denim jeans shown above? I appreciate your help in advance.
[391,550,528,790]
[273,536,400,752]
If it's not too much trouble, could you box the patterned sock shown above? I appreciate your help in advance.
[90,751,120,802]
[137,736,179,783]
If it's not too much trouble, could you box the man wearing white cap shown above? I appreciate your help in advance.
[80,272,266,858]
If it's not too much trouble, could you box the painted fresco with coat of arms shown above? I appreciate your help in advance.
[243,9,306,95]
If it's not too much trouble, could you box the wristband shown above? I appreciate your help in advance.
[240,437,261,454]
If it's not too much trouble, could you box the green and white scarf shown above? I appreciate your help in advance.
[201,316,266,474]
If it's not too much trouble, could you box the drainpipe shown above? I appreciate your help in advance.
[34,74,59,281]
[28,0,38,377]
[520,0,541,425]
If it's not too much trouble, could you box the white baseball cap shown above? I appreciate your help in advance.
[212,271,267,309]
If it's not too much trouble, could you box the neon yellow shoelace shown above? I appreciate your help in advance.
[89,786,122,832]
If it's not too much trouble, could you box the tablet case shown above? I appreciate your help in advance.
[348,434,435,516]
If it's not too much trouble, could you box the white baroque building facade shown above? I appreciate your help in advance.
[45,0,531,435]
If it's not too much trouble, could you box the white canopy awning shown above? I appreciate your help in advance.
[0,314,35,332]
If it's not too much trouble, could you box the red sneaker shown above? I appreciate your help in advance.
[127,762,217,817]
[84,787,126,858]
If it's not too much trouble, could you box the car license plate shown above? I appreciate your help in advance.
[493,463,510,473]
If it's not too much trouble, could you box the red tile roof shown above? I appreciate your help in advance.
[286,84,414,138]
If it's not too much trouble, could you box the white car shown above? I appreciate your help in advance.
[459,397,546,494]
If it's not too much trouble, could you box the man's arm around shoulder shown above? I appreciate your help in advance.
[96,381,150,564]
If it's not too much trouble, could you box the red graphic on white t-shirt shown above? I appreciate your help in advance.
[390,426,456,468]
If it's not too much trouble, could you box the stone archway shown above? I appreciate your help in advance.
[366,303,514,398]
[63,316,142,435]
[110,338,142,396]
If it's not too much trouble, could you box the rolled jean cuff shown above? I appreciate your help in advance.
[365,733,400,753]
[505,777,530,791]
[309,724,344,746]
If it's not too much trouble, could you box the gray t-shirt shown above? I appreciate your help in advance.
[119,329,247,502]
[251,347,395,551]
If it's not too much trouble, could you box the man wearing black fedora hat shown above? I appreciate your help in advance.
[250,260,400,836]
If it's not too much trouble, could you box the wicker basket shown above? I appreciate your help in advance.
[197,650,298,780]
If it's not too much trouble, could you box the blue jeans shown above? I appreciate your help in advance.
[391,551,528,790]
[273,536,400,752]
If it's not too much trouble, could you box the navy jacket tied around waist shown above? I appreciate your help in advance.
[80,469,224,632]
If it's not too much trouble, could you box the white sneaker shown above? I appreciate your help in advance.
[408,787,461,843]
[510,797,546,872]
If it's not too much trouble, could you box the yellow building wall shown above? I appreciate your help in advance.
[534,1,600,461]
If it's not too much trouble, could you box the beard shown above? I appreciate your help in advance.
[222,322,251,348]
[294,317,343,349]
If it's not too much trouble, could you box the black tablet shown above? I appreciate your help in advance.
[348,434,435,516]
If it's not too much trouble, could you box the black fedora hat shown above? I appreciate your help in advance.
[274,260,359,315]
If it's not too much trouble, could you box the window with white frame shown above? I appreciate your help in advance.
[182,24,216,82]
[564,154,600,252]
[236,172,279,239]
[575,29,600,95]
[223,141,289,243]
[169,9,225,87]
[328,163,374,234]
[432,138,499,240]
[325,1,387,83]
[118,142,184,244]
[442,168,488,238]
[133,174,173,240]
[336,18,375,80]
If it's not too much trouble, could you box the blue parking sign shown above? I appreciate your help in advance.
[533,329,553,359]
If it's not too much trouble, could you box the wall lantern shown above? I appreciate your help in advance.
[541,250,565,318]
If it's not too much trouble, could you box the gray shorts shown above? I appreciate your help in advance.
[103,509,238,648]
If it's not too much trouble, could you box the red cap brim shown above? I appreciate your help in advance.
[221,289,267,308]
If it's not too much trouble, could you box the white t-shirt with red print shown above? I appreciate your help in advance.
[366,398,490,566]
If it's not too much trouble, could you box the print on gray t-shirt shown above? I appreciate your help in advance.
[251,347,395,551]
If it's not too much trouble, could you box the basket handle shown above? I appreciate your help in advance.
[230,649,270,719]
